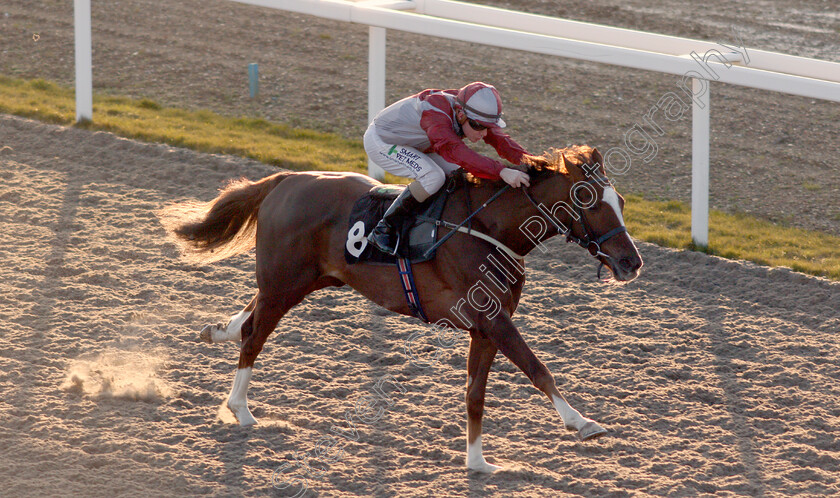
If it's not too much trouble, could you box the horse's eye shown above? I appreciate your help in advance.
[571,182,597,209]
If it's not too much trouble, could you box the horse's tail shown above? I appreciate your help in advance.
[161,171,293,263]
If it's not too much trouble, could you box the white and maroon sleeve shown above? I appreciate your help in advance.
[419,95,506,180]
[484,128,530,165]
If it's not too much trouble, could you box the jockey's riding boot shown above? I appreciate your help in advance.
[368,187,422,255]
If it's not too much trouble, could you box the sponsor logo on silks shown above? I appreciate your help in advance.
[388,145,398,156]
[373,185,404,196]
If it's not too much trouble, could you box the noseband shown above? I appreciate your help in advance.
[521,175,627,279]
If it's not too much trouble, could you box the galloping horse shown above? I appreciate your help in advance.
[164,145,643,472]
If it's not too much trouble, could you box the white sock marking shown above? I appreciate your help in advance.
[227,367,257,426]
[229,367,251,407]
[467,435,502,472]
[467,435,485,468]
[214,310,250,343]
[552,394,585,430]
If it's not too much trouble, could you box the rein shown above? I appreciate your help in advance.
[520,176,627,279]
[421,184,515,258]
[420,174,627,279]
[418,215,526,260]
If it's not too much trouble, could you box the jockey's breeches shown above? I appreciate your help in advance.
[364,123,459,200]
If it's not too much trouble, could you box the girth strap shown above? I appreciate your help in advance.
[396,257,429,323]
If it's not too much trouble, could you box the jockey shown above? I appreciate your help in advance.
[364,81,532,255]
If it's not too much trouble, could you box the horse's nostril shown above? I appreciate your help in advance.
[620,257,640,272]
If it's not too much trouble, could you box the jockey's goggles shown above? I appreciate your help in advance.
[467,119,488,131]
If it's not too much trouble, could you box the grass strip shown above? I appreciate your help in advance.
[624,196,839,279]
[0,76,367,172]
[1,76,837,280]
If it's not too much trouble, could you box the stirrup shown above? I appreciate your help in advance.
[367,187,419,255]
[368,226,399,255]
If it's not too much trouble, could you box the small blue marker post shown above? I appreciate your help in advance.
[248,63,259,98]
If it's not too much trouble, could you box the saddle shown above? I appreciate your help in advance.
[344,173,463,265]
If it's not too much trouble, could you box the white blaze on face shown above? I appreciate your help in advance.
[601,186,625,227]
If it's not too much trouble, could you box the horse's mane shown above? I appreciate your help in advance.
[463,144,599,186]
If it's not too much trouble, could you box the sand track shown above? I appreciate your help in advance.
[1,114,838,496]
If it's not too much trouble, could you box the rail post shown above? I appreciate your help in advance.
[691,77,710,247]
[367,26,386,180]
[74,0,93,122]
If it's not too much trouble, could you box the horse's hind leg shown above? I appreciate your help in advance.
[200,293,258,344]
[225,289,305,426]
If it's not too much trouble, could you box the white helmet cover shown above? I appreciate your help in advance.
[456,82,506,128]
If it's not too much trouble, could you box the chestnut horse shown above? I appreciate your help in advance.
[165,145,642,472]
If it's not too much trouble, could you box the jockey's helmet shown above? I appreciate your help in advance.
[455,82,506,129]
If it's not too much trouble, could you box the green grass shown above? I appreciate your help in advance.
[2,76,838,280]
[624,195,840,279]
[0,76,367,173]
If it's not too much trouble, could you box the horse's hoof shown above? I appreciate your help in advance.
[237,414,258,427]
[578,420,607,441]
[199,323,221,344]
[467,461,503,473]
[227,401,258,426]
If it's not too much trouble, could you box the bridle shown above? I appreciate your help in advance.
[521,175,627,279]
[420,171,628,279]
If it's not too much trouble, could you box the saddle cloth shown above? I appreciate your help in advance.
[344,176,458,265]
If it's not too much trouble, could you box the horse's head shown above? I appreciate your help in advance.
[523,145,643,282]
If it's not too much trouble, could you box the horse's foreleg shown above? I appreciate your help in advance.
[480,313,606,441]
[465,332,500,473]
[200,293,258,344]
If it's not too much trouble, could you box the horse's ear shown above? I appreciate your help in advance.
[559,153,574,176]
[592,147,604,169]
